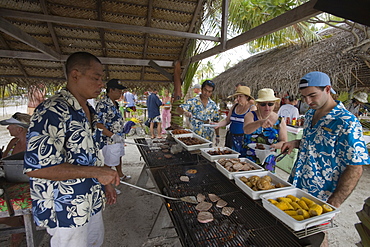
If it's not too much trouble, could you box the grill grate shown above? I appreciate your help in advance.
[135,138,199,167]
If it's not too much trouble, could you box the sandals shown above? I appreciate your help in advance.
[120,175,132,181]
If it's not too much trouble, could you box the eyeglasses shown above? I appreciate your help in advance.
[258,102,275,107]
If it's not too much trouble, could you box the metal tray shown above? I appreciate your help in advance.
[169,129,193,137]
[234,171,294,200]
[260,188,340,231]
[173,133,212,151]
[215,158,264,179]
[200,147,240,162]
[1,151,29,183]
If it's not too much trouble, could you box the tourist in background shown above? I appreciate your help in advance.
[215,86,256,156]
[161,89,172,134]
[277,95,300,124]
[177,80,220,143]
[345,92,368,118]
[124,89,137,118]
[243,88,287,172]
[147,88,163,139]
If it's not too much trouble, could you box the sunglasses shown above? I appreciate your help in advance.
[258,102,275,107]
[203,80,215,87]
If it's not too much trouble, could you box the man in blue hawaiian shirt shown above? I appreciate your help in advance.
[282,71,369,208]
[96,79,131,195]
[24,52,119,246]
[177,80,220,142]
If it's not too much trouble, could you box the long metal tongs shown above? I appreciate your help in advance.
[275,150,288,162]
[119,180,198,204]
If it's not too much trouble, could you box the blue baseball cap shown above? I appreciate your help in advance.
[299,71,336,94]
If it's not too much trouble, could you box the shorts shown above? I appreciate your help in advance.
[126,106,136,112]
[102,143,125,166]
[150,115,161,123]
[47,211,104,247]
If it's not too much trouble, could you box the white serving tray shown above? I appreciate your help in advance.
[260,188,340,231]
[174,133,212,151]
[169,129,193,137]
[234,171,294,200]
[215,158,264,179]
[200,147,240,162]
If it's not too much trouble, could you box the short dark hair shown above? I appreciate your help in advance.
[299,79,326,92]
[201,80,215,90]
[235,82,247,87]
[66,52,101,76]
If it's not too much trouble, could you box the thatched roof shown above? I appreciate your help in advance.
[213,26,370,99]
[0,0,208,90]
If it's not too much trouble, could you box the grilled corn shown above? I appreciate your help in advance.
[277,197,293,203]
[322,204,334,213]
[297,209,310,219]
[297,200,309,211]
[291,215,305,221]
[309,204,323,216]
[290,202,302,211]
[301,197,315,207]
[268,199,278,205]
[285,210,298,216]
[275,202,294,211]
[286,195,300,202]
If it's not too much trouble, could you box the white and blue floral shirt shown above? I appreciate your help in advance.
[288,101,370,201]
[180,95,220,140]
[95,94,125,145]
[24,88,105,228]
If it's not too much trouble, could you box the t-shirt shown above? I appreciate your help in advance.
[124,92,136,107]
[277,104,299,122]
[146,93,162,118]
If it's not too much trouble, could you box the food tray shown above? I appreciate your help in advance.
[260,188,340,231]
[234,171,294,200]
[200,147,240,162]
[173,133,212,151]
[169,129,193,137]
[215,158,264,179]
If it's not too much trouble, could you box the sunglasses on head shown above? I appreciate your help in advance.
[203,80,215,87]
[258,102,275,107]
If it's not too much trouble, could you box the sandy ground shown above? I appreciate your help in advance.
[0,107,369,246]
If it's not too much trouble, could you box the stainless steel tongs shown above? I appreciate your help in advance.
[275,150,288,162]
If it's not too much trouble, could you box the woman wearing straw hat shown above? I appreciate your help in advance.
[243,88,287,172]
[215,86,256,156]
[345,92,368,118]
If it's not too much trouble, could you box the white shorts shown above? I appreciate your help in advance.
[47,211,104,247]
[102,143,125,166]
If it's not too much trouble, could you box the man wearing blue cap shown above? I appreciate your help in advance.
[282,71,369,208]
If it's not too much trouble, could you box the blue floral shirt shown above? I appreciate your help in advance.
[288,101,370,201]
[180,95,220,140]
[95,94,125,145]
[24,88,105,228]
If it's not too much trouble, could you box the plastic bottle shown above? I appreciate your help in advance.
[292,118,297,126]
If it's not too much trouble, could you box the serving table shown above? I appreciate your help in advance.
[134,137,326,246]
[0,181,44,246]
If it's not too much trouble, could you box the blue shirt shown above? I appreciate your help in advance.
[288,101,370,201]
[146,93,162,118]
[95,94,125,145]
[229,104,253,134]
[180,95,220,140]
[124,91,136,107]
[24,88,105,228]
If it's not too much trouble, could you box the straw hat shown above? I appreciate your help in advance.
[255,88,280,102]
[228,86,254,99]
[354,92,368,103]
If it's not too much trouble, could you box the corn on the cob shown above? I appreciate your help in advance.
[275,202,294,211]
[301,197,315,207]
[277,197,293,203]
[322,204,334,213]
[285,210,298,216]
[309,204,323,216]
[297,200,309,211]
[291,215,305,221]
[286,195,300,202]
[268,199,278,205]
[296,209,310,219]
[290,202,302,211]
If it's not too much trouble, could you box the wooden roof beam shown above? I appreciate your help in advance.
[0,9,220,42]
[0,17,60,60]
[0,50,174,67]
[188,0,322,64]
[0,34,28,78]
[140,0,154,81]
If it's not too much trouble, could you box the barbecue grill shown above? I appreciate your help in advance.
[135,138,325,246]
[135,138,202,167]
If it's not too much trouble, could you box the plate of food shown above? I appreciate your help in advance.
[202,123,218,128]
[247,143,272,151]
